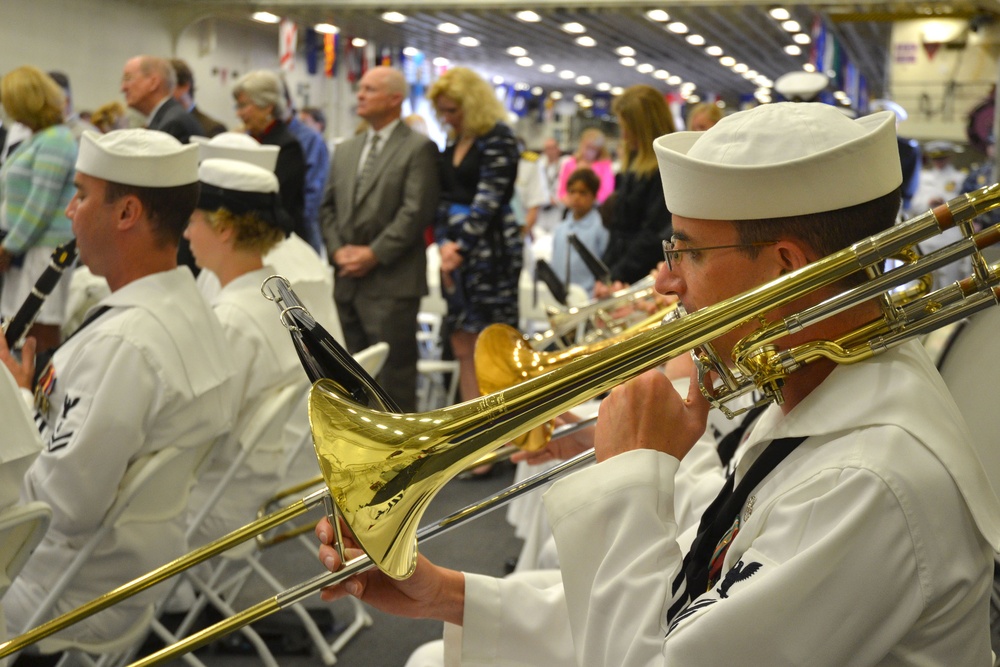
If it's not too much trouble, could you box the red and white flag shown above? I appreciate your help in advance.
[279,19,298,72]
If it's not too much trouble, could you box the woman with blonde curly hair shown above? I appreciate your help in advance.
[91,100,129,133]
[427,67,522,408]
[597,84,675,294]
[0,66,77,353]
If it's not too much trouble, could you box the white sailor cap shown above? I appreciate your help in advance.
[773,71,830,102]
[76,129,199,187]
[653,102,902,221]
[924,140,960,157]
[191,132,280,171]
[869,98,908,122]
[197,158,291,235]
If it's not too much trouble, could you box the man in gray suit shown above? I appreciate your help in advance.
[320,66,440,411]
[121,55,202,143]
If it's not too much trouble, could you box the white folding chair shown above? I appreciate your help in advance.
[0,502,51,602]
[416,312,460,411]
[144,381,309,667]
[352,341,390,377]
[1,501,52,666]
[13,442,214,665]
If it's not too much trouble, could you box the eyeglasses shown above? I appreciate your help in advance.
[661,237,778,271]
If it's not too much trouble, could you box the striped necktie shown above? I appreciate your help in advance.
[355,133,380,203]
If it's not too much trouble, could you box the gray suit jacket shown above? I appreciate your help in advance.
[320,122,440,301]
[148,97,203,144]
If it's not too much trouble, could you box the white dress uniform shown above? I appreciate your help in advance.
[451,342,1000,666]
[196,232,345,345]
[0,367,42,653]
[187,265,307,548]
[4,267,237,644]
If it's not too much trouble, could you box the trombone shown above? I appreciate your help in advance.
[5,184,1000,663]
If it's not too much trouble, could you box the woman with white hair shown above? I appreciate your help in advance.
[232,70,307,244]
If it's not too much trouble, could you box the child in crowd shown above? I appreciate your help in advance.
[548,167,608,294]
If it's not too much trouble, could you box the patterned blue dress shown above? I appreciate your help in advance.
[436,123,523,333]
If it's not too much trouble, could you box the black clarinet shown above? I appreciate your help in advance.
[3,238,77,349]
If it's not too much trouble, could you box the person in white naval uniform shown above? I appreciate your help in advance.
[0,129,237,647]
[315,103,1000,666]
[183,157,307,548]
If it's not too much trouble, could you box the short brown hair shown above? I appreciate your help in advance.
[566,167,600,198]
[104,181,200,247]
[1,66,65,131]
[734,187,903,287]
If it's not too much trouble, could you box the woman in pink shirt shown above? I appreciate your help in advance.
[556,127,615,205]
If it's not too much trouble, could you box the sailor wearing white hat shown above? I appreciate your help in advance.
[315,102,1000,667]
[0,128,237,647]
[182,157,306,550]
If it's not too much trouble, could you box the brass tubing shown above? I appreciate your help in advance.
[0,489,328,657]
[127,448,598,667]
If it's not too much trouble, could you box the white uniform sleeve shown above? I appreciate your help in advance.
[457,570,577,666]
[22,335,159,538]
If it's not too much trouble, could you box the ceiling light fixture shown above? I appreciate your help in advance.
[314,23,339,34]
[251,11,280,23]
[686,34,706,46]
[784,44,802,55]
[645,9,669,22]
[516,10,541,22]
[516,57,534,66]
[653,69,670,79]
[433,57,450,67]
[507,46,528,57]
[793,33,811,44]
[611,86,625,95]
[615,46,636,57]
[576,35,597,47]
[803,62,816,72]
[438,22,461,34]
[719,56,736,67]
[531,86,543,95]
[596,82,611,91]
[459,36,480,47]
[667,22,688,34]
[352,37,367,47]
[403,46,419,57]
[732,63,749,73]
[769,7,791,20]
[576,75,592,85]
[636,63,654,74]
[381,11,407,23]
[551,91,563,99]
[705,45,724,56]
[539,63,556,73]
[781,20,801,32]
[559,69,576,79]
[562,22,586,34]
[619,56,637,67]
[666,75,682,85]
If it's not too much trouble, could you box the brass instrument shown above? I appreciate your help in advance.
[5,184,1000,664]
[309,184,1000,581]
[529,275,659,349]
[477,305,675,451]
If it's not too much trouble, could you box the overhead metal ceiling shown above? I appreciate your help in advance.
[144,1,1000,106]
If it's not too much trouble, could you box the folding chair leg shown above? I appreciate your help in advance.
[244,556,338,665]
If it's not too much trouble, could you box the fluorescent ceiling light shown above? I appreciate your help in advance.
[314,23,339,34]
[381,11,407,23]
[576,36,597,47]
[645,9,669,22]
[562,22,586,34]
[438,22,461,34]
[252,11,280,23]
[516,10,541,22]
